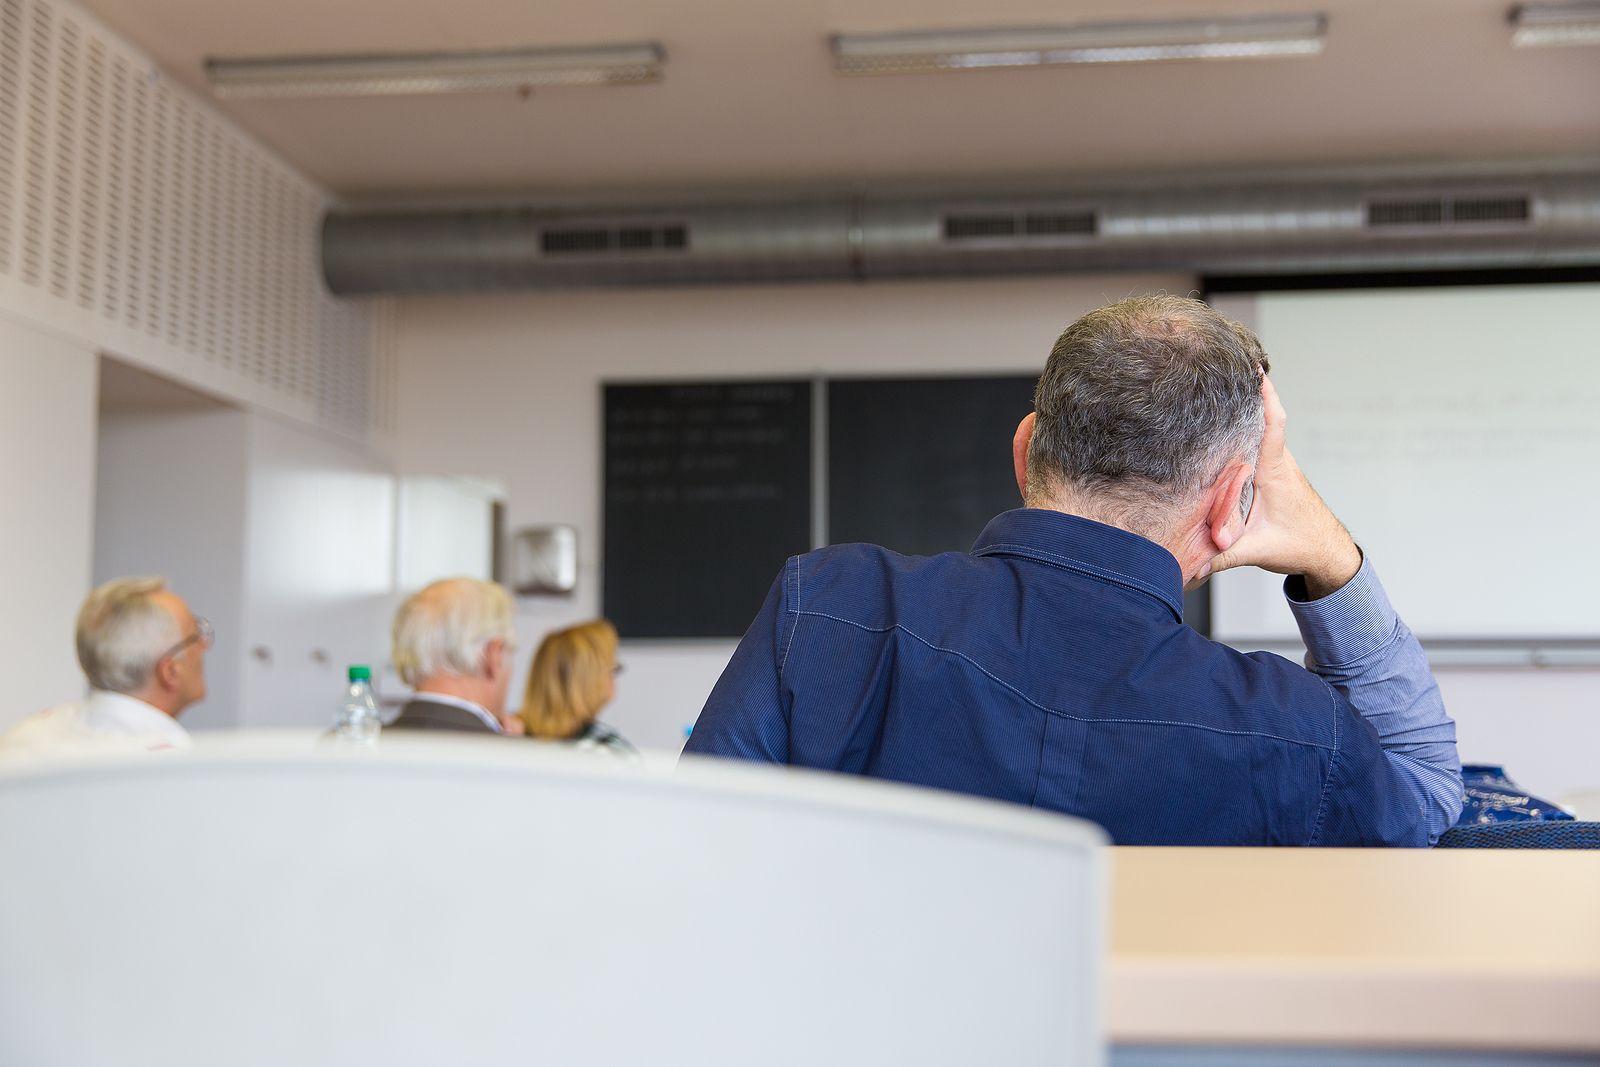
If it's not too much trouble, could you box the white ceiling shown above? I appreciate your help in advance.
[76,0,1600,201]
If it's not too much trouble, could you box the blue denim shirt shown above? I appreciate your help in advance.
[685,509,1462,846]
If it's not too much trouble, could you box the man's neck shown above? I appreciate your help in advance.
[414,676,499,717]
[1025,491,1174,547]
[1023,493,1209,584]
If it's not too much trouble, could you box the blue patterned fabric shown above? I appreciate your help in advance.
[686,508,1462,846]
[1455,764,1574,825]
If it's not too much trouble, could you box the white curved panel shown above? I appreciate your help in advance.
[0,737,1105,1066]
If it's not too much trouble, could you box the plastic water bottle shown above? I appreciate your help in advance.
[334,665,381,745]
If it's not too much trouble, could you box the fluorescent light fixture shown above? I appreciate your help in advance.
[831,14,1327,74]
[1510,2,1600,46]
[205,43,666,99]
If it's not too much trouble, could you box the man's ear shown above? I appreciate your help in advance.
[1012,412,1036,500]
[482,638,507,682]
[1205,460,1255,551]
[151,655,180,694]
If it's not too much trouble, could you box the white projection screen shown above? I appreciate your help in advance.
[1208,282,1600,646]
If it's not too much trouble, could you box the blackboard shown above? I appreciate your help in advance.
[603,381,812,638]
[827,376,1036,557]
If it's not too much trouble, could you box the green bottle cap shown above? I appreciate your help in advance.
[348,665,372,682]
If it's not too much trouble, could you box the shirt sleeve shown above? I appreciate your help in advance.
[681,559,796,763]
[1286,556,1463,844]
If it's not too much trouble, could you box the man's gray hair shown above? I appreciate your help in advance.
[76,576,182,694]
[392,578,514,687]
[1028,295,1270,533]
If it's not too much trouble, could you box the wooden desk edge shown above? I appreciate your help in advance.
[1108,959,1600,1052]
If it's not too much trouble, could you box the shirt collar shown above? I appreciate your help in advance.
[413,690,503,733]
[970,508,1186,621]
[83,690,192,745]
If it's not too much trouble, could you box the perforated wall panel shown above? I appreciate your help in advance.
[0,0,391,441]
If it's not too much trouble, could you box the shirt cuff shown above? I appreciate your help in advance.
[1284,555,1399,669]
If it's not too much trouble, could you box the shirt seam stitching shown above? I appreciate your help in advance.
[1306,683,1341,845]
[1028,715,1049,807]
[974,541,1182,618]
[778,557,803,680]
[793,608,1335,752]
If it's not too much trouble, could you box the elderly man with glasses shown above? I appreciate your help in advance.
[0,577,211,756]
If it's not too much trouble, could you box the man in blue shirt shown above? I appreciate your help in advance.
[685,296,1461,846]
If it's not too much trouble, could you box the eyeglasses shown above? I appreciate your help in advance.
[611,663,625,677]
[159,616,213,662]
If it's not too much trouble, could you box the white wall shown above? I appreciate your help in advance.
[1437,669,1599,801]
[0,314,97,727]
[94,405,250,731]
[393,273,1192,750]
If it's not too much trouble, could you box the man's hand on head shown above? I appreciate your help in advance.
[1201,375,1362,599]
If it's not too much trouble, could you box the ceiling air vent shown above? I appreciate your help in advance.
[1024,211,1098,237]
[944,214,1017,240]
[1450,195,1530,224]
[541,223,688,255]
[1366,193,1532,230]
[1367,199,1446,228]
[944,210,1098,241]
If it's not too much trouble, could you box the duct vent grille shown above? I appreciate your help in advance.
[542,222,688,255]
[944,210,1098,241]
[1024,211,1098,237]
[1367,199,1446,227]
[1367,193,1533,230]
[1450,195,1530,223]
[945,214,1015,239]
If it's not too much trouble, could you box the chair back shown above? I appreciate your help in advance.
[0,736,1106,1066]
[1436,821,1600,849]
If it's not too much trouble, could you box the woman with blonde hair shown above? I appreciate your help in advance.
[518,619,636,758]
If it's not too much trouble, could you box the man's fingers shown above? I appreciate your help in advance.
[1202,375,1293,583]
[1260,374,1287,456]
[1207,544,1246,577]
[1261,371,1285,415]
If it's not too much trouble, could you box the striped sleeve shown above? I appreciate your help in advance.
[1287,556,1463,844]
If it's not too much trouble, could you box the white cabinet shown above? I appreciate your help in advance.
[239,415,396,729]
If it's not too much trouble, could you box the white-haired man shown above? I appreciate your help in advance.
[389,578,519,735]
[0,577,211,755]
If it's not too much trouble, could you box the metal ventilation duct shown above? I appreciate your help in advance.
[322,172,1600,294]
